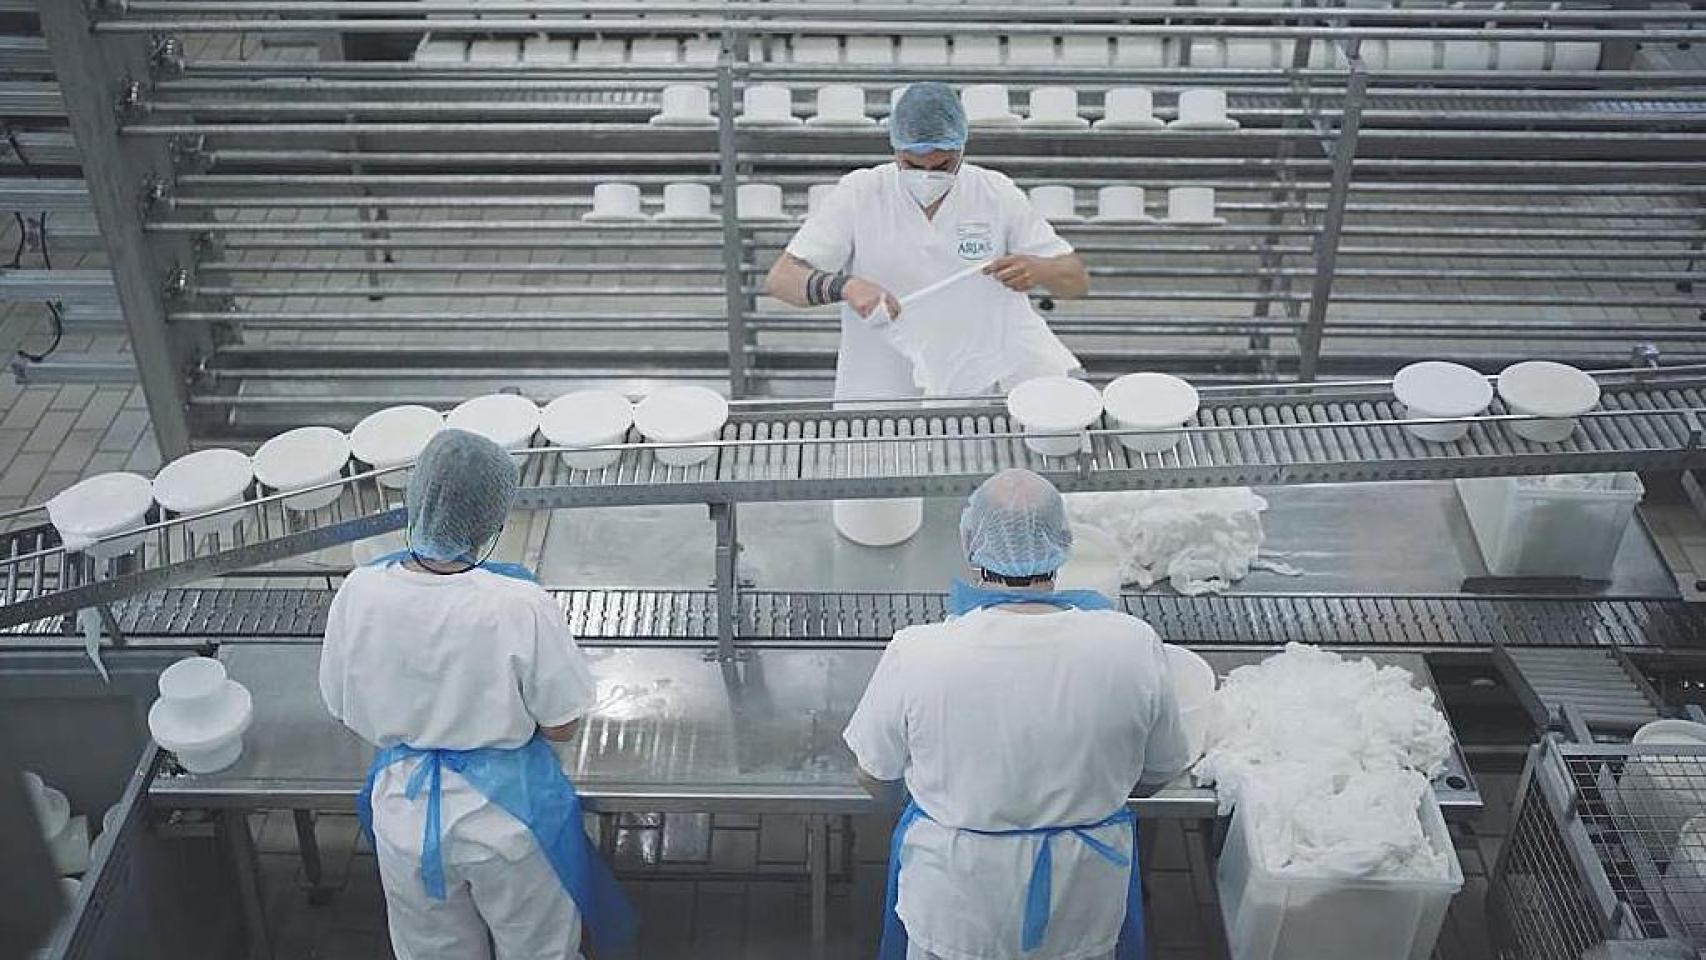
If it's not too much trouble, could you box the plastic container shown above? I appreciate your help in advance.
[541,390,634,471]
[147,656,255,775]
[47,472,154,560]
[833,498,924,547]
[1163,644,1218,763]
[1496,360,1601,443]
[1455,472,1642,579]
[1621,721,1706,865]
[447,393,541,455]
[1104,373,1201,453]
[1663,816,1706,932]
[634,386,729,466]
[254,426,350,512]
[153,449,254,538]
[48,814,90,875]
[1056,524,1123,600]
[1007,377,1103,456]
[351,405,443,489]
[1392,361,1493,443]
[1217,796,1463,960]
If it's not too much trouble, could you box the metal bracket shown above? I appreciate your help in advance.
[708,501,742,663]
[113,77,144,124]
[139,176,170,217]
[1685,409,1703,450]
[168,134,210,173]
[162,265,190,302]
[149,35,185,78]
[191,229,223,261]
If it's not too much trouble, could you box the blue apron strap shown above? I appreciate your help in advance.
[363,549,538,585]
[879,801,927,960]
[948,579,1117,616]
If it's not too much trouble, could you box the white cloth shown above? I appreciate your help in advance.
[844,608,1193,960]
[320,564,599,955]
[376,830,584,960]
[785,162,1076,400]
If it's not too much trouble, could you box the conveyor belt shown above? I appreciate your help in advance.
[2,367,1703,630]
[1493,646,1665,734]
[17,586,1706,649]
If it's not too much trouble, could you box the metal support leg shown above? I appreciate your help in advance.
[807,814,830,960]
[293,809,334,905]
[710,501,740,662]
[1297,49,1368,383]
[716,29,749,400]
[220,810,274,960]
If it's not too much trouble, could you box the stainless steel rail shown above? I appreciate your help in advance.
[0,366,1703,631]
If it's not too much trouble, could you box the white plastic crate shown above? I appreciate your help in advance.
[1456,473,1644,580]
[1217,795,1463,960]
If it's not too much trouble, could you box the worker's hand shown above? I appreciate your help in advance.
[984,254,1046,293]
[844,277,901,326]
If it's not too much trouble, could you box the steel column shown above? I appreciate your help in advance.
[1298,45,1368,383]
[717,26,749,400]
[711,501,740,662]
[34,5,199,456]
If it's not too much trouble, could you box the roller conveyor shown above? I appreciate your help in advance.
[2,366,1704,630]
[10,586,1705,650]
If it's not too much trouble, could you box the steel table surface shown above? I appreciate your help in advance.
[148,642,1480,817]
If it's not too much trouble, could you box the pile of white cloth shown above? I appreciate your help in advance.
[1065,488,1299,596]
[1197,643,1456,880]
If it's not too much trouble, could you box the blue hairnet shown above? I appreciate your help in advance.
[405,428,518,562]
[889,82,968,154]
[960,469,1073,578]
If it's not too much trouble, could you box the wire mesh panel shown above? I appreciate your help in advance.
[1492,739,1706,960]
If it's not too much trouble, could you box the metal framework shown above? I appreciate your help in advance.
[25,0,1705,440]
[1,362,1704,652]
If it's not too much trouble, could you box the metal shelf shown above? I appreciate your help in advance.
[1,365,1703,631]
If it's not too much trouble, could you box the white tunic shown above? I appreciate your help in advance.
[784,162,1075,400]
[320,564,598,863]
[843,608,1193,960]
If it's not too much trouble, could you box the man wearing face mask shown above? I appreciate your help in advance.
[764,81,1090,401]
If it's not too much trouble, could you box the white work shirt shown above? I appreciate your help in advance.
[320,564,597,863]
[785,162,1075,400]
[844,608,1193,960]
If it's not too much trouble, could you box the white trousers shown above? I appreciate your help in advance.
[375,835,584,960]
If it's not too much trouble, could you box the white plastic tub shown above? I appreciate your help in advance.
[351,405,443,489]
[254,426,351,512]
[1621,721,1706,865]
[447,393,541,456]
[1103,373,1200,453]
[153,448,253,538]
[147,656,255,775]
[1217,796,1462,960]
[1056,524,1123,600]
[47,472,155,560]
[1007,377,1103,456]
[1164,644,1218,763]
[1455,473,1642,579]
[634,386,729,467]
[541,390,634,471]
[833,498,924,547]
[23,770,70,840]
[1392,361,1492,443]
[1496,360,1601,443]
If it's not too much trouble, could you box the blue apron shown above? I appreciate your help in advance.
[879,581,1141,960]
[357,552,637,956]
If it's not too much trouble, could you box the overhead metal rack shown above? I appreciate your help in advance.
[0,364,1702,640]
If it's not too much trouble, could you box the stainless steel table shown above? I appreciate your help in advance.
[149,643,1479,816]
[148,642,1479,960]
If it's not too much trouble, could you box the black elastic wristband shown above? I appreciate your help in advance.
[826,273,849,303]
[806,270,828,306]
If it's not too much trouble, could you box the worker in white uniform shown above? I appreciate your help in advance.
[319,429,634,960]
[765,82,1091,401]
[844,469,1194,960]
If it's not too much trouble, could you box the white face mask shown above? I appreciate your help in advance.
[899,167,956,208]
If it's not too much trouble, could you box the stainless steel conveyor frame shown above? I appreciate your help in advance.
[2,364,1704,657]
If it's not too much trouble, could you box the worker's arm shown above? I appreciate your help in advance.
[983,252,1090,298]
[857,768,909,812]
[764,252,902,320]
[541,719,581,743]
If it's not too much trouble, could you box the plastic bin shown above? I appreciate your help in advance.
[1217,795,1463,960]
[1455,473,1644,579]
